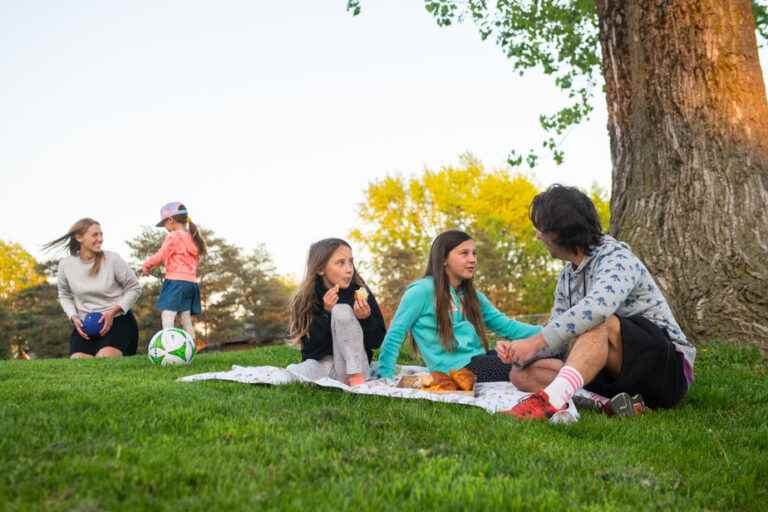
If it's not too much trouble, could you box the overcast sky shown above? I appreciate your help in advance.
[2,1,766,279]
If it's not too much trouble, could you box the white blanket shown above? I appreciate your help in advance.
[178,361,580,423]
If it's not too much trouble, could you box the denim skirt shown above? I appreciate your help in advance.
[156,279,202,315]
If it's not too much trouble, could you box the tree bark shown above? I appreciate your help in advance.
[596,0,768,347]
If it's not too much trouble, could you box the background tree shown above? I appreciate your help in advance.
[348,1,768,347]
[0,241,45,300]
[225,247,296,342]
[351,154,609,319]
[1,261,70,358]
[0,297,10,358]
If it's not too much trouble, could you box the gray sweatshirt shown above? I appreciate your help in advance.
[57,251,142,320]
[542,235,696,379]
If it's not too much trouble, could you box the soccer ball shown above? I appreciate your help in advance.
[147,328,196,366]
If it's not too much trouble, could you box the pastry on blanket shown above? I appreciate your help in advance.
[423,371,458,392]
[355,288,369,302]
[449,367,477,391]
[398,373,434,389]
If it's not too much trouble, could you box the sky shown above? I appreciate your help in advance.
[2,1,766,279]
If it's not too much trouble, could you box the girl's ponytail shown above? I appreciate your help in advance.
[188,219,207,256]
[171,205,207,256]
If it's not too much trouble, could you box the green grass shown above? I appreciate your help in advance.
[1,343,766,511]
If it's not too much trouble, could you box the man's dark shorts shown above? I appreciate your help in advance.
[585,315,688,409]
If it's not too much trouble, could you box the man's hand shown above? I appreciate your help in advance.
[500,333,548,366]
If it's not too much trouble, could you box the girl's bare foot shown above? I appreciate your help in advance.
[347,373,365,386]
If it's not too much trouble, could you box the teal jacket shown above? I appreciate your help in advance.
[376,277,542,378]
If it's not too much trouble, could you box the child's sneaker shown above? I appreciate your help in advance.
[605,392,647,417]
[501,390,567,420]
[194,340,208,353]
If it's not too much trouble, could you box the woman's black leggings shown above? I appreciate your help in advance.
[465,350,513,383]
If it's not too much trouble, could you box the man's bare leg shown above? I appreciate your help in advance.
[534,315,622,408]
[508,316,622,391]
[505,315,625,418]
[509,358,563,392]
[565,315,623,383]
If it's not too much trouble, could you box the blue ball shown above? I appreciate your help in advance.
[82,312,103,337]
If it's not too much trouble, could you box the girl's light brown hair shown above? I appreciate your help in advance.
[43,218,105,276]
[424,230,487,352]
[288,238,368,345]
[171,204,207,256]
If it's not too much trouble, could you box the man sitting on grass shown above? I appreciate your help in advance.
[496,185,696,420]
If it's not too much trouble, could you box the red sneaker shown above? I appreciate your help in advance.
[502,390,566,420]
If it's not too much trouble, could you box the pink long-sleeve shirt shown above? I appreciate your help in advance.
[142,230,199,282]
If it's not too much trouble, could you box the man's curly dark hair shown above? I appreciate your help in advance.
[529,184,603,255]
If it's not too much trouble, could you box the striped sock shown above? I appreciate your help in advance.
[544,366,584,409]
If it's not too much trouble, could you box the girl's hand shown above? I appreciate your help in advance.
[496,340,513,363]
[99,306,122,336]
[505,334,547,366]
[71,315,90,340]
[353,295,371,320]
[141,264,150,276]
[323,285,340,312]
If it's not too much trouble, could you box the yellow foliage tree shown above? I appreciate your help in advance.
[352,154,570,319]
[0,241,45,300]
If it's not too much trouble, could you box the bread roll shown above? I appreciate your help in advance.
[355,288,369,301]
[397,373,434,389]
[449,368,477,391]
[424,371,458,391]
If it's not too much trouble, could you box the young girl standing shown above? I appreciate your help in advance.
[376,230,543,382]
[142,202,206,340]
[288,238,386,386]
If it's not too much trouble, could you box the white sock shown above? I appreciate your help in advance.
[544,366,584,409]
[161,310,177,330]
[179,311,194,338]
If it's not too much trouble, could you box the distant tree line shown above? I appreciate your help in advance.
[0,230,295,359]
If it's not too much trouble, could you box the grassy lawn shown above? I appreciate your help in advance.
[1,342,766,511]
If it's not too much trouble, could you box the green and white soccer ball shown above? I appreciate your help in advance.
[147,328,196,366]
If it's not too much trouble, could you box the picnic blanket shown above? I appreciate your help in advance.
[179,361,581,423]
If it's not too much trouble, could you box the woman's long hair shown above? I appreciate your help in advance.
[43,218,105,276]
[424,230,488,352]
[288,238,368,345]
[172,204,207,256]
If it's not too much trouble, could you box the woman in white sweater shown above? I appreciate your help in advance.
[45,218,142,359]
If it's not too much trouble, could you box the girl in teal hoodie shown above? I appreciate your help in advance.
[376,230,542,381]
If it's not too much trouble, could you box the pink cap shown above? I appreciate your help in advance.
[156,202,187,227]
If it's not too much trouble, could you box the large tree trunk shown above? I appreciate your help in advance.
[596,0,768,347]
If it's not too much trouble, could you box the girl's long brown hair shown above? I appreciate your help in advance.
[171,204,207,256]
[43,218,105,276]
[425,230,487,352]
[288,238,368,344]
